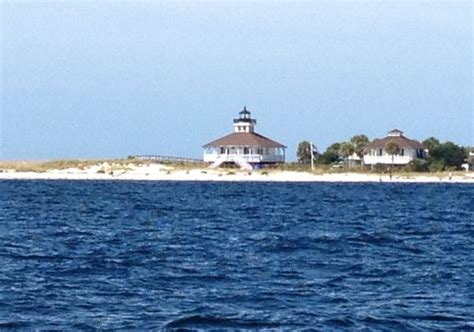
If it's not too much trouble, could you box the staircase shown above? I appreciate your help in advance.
[233,157,253,171]
[209,156,253,170]
[209,156,227,169]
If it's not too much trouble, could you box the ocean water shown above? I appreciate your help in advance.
[1,180,473,331]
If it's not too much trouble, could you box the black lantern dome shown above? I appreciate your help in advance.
[234,106,256,124]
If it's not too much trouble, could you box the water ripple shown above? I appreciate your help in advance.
[1,180,473,330]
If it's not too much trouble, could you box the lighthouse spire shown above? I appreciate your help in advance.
[233,106,256,133]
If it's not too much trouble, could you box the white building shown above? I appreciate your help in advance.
[203,107,286,169]
[363,129,426,166]
[463,150,474,171]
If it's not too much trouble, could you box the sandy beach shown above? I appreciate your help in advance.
[1,162,473,183]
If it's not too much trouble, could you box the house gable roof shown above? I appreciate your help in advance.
[203,132,286,148]
[366,132,425,150]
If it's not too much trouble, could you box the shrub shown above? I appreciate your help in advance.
[372,163,387,173]
[428,160,446,172]
[405,159,429,172]
[316,151,339,165]
[429,142,466,169]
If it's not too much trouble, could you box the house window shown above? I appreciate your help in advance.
[220,147,225,154]
[400,149,404,156]
[378,149,383,156]
[244,147,249,154]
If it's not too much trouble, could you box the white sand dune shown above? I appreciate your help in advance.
[1,163,473,183]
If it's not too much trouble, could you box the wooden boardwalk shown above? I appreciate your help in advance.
[132,155,204,164]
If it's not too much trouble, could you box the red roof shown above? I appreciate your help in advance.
[366,135,425,150]
[203,132,286,148]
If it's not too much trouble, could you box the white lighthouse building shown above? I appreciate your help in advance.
[203,107,286,169]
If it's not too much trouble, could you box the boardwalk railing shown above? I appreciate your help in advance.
[131,155,204,164]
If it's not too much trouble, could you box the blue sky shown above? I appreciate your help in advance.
[1,1,472,160]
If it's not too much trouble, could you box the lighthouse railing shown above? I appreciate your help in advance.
[203,153,284,163]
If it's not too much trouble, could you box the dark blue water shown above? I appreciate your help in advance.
[1,180,473,331]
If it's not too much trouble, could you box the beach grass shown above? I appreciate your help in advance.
[0,159,153,173]
[0,160,99,173]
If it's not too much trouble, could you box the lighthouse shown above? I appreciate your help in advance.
[233,106,256,133]
[203,107,286,169]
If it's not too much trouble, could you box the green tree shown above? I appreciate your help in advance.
[350,134,370,159]
[315,143,341,165]
[385,141,400,178]
[296,141,315,164]
[429,141,466,170]
[423,137,441,152]
[339,142,355,168]
[316,150,339,165]
[326,142,341,155]
[385,141,400,162]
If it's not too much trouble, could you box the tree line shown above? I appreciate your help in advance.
[297,135,471,172]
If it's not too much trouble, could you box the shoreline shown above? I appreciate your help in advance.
[1,163,473,183]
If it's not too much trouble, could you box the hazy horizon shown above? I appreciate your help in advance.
[1,1,472,161]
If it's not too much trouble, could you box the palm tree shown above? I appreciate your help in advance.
[339,142,355,169]
[385,141,400,179]
[296,141,313,165]
[350,134,370,166]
